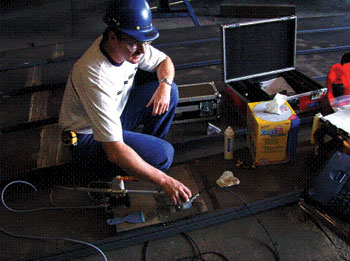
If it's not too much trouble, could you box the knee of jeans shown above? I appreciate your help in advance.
[156,141,175,171]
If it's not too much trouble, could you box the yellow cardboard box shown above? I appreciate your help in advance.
[247,101,299,165]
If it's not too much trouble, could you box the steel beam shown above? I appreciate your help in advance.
[18,191,302,261]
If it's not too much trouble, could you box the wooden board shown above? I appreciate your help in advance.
[0,124,71,180]
[113,164,208,233]
[0,61,72,94]
[0,89,63,131]
[0,40,91,72]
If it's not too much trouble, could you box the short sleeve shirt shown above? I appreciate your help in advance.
[59,36,166,142]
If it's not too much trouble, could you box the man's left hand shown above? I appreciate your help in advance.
[146,82,171,115]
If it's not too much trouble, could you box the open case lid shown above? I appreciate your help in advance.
[222,16,297,83]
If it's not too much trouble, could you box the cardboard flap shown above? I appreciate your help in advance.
[222,16,296,83]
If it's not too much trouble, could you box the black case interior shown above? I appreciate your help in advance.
[222,16,327,112]
[223,17,296,81]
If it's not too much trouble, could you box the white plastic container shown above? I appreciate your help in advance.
[311,112,323,144]
[224,126,234,160]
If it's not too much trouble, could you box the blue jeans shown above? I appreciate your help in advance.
[70,81,179,178]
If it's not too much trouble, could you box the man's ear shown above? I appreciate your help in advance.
[109,31,115,40]
[108,31,119,47]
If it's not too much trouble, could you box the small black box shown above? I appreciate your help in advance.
[174,82,221,124]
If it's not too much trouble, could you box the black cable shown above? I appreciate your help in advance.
[197,251,229,261]
[1,180,102,213]
[141,231,228,261]
[198,184,280,260]
[0,227,108,261]
[180,232,201,257]
[176,232,229,261]
[141,233,200,261]
[142,241,149,261]
[142,183,278,260]
[198,185,215,195]
[176,250,229,260]
[218,187,280,261]
[1,180,108,260]
[176,251,229,261]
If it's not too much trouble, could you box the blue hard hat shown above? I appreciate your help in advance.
[103,0,159,42]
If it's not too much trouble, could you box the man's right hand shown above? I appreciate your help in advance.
[159,175,192,206]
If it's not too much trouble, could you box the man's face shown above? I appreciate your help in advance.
[120,34,152,64]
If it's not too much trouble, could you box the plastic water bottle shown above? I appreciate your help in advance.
[224,126,234,160]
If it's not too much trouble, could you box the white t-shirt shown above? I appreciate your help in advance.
[59,36,167,142]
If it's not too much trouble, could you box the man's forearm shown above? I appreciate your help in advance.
[157,56,175,83]
[146,56,176,115]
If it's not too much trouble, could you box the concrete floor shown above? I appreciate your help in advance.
[73,204,350,261]
[1,1,350,260]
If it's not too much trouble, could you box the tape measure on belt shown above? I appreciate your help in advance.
[61,130,78,147]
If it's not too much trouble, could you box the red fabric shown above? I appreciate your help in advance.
[326,63,350,104]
